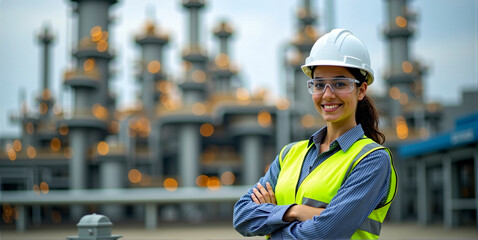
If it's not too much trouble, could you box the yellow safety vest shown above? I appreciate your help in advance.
[275,137,397,239]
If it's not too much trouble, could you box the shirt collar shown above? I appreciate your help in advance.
[308,124,365,152]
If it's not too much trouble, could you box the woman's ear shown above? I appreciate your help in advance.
[357,82,367,101]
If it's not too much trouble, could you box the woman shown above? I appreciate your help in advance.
[233,29,397,239]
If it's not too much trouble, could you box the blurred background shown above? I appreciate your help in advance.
[0,0,477,236]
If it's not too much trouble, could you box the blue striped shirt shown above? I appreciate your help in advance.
[233,125,391,239]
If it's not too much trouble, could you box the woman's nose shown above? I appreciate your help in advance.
[322,85,335,98]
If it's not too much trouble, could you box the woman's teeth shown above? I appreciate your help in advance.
[324,105,339,109]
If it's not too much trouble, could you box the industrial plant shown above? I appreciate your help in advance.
[1,0,477,233]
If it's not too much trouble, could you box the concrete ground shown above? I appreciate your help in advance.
[1,221,477,240]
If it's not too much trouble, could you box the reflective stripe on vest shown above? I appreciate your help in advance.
[275,137,397,239]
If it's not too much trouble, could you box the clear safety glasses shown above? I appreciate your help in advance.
[307,78,360,95]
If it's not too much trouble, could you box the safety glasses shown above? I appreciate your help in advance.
[307,78,360,95]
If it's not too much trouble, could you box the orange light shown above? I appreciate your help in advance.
[53,103,62,115]
[128,169,142,183]
[59,124,69,136]
[200,123,214,137]
[402,61,413,73]
[147,60,161,74]
[254,88,268,100]
[92,104,108,120]
[196,175,208,187]
[90,26,102,42]
[2,204,14,223]
[301,114,315,128]
[182,61,193,72]
[399,93,409,105]
[157,81,171,93]
[235,87,250,104]
[192,70,206,83]
[389,87,401,100]
[27,146,37,159]
[92,32,102,42]
[26,122,34,134]
[41,89,51,100]
[33,184,41,195]
[39,102,48,115]
[13,140,22,152]
[83,58,95,72]
[97,40,108,52]
[3,204,12,217]
[395,117,409,139]
[220,171,235,186]
[63,146,72,159]
[50,137,61,152]
[160,95,179,110]
[108,121,120,134]
[97,141,109,155]
[192,102,206,116]
[207,176,221,190]
[215,53,230,68]
[163,178,178,191]
[304,25,318,38]
[40,181,49,194]
[395,16,407,28]
[275,98,290,111]
[135,117,151,138]
[100,31,109,41]
[258,111,272,127]
[7,148,16,161]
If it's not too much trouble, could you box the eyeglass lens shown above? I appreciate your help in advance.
[307,78,357,94]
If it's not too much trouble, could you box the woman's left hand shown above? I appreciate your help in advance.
[251,182,277,205]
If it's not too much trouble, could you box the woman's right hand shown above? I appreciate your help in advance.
[251,182,277,205]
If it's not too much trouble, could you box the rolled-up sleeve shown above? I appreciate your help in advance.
[233,155,294,236]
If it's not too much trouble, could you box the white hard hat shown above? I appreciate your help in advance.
[301,29,374,85]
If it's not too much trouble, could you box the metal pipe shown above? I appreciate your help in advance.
[178,124,199,187]
[241,135,262,185]
[190,8,199,48]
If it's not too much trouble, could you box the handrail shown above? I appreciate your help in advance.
[0,186,249,205]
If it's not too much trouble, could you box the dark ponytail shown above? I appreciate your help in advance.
[356,95,385,144]
[347,68,386,144]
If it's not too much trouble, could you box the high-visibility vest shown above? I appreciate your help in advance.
[275,137,397,239]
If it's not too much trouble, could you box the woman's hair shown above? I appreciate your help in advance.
[346,67,386,144]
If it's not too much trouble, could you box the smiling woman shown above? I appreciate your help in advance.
[233,29,397,240]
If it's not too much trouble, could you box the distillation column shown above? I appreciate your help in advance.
[21,25,57,149]
[63,0,117,220]
[384,0,417,124]
[384,0,431,222]
[287,0,320,141]
[211,21,236,93]
[37,26,56,124]
[165,0,210,222]
[178,0,208,188]
[135,21,169,177]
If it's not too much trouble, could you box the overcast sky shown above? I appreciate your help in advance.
[0,0,477,136]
